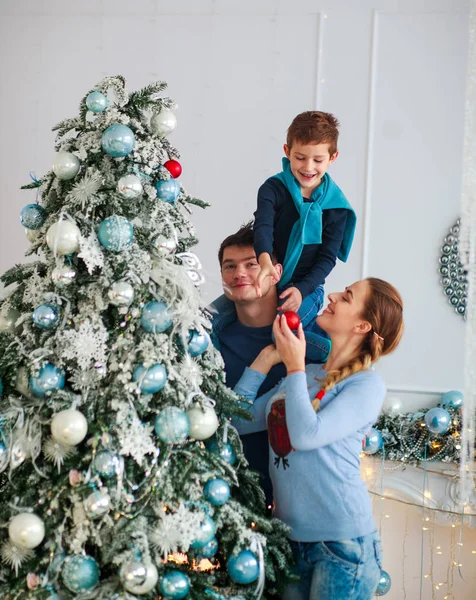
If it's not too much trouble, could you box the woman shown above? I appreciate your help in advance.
[234,277,403,600]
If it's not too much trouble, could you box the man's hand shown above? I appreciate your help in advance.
[250,344,283,375]
[279,286,302,312]
[255,253,280,296]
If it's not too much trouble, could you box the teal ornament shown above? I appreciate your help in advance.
[86,90,108,113]
[187,330,210,357]
[198,536,218,558]
[206,439,237,465]
[101,124,135,157]
[160,571,190,600]
[141,301,173,333]
[441,390,464,409]
[20,204,46,230]
[0,440,6,459]
[62,554,100,593]
[32,303,60,330]
[227,550,259,584]
[98,215,133,252]
[375,570,391,596]
[93,449,121,478]
[204,478,230,506]
[424,407,451,434]
[156,179,180,203]
[363,428,383,455]
[30,364,65,397]
[155,407,190,443]
[0,378,2,396]
[133,363,167,393]
[410,411,425,422]
[191,515,216,549]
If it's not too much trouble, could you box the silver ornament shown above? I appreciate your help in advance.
[153,234,178,256]
[123,562,158,594]
[108,281,135,307]
[25,228,40,243]
[383,396,403,417]
[0,307,21,333]
[439,218,467,319]
[84,490,111,519]
[117,174,143,199]
[120,560,148,587]
[52,265,77,288]
[53,151,80,180]
[150,109,177,136]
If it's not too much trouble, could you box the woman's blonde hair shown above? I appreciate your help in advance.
[313,278,403,408]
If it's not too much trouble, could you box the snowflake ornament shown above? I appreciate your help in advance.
[114,402,156,466]
[43,438,76,472]
[56,317,108,370]
[150,503,203,557]
[1,542,33,575]
[22,268,48,307]
[68,169,103,210]
[78,232,105,274]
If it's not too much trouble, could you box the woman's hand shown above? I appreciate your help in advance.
[250,344,282,375]
[272,314,306,373]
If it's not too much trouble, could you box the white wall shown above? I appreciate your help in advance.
[0,1,471,597]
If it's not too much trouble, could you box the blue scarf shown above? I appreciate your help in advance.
[274,157,356,287]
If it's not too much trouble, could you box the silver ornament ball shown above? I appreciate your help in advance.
[0,307,21,333]
[108,281,135,307]
[150,109,177,136]
[52,265,77,288]
[117,174,143,199]
[120,560,148,587]
[383,396,403,417]
[153,234,178,256]
[53,151,80,180]
[84,490,111,519]
[123,562,158,594]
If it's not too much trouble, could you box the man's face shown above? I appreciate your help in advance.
[221,245,275,303]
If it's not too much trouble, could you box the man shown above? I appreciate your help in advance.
[210,222,330,507]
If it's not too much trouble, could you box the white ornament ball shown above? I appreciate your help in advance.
[53,152,80,180]
[108,281,135,307]
[383,396,403,417]
[117,174,143,199]
[51,409,88,446]
[46,220,81,255]
[150,109,177,136]
[0,307,21,333]
[25,228,40,243]
[186,404,219,441]
[9,513,45,549]
[124,562,158,595]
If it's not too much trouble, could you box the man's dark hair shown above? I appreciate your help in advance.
[218,221,277,266]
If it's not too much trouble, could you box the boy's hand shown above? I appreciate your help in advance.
[279,287,302,312]
[256,253,280,296]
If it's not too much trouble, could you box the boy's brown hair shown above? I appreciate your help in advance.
[286,111,340,155]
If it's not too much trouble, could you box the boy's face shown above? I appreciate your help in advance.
[284,141,338,195]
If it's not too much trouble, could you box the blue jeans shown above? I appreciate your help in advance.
[284,532,383,600]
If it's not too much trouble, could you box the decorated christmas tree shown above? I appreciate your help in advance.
[0,76,292,600]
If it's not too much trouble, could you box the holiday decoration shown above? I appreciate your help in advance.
[227,550,260,585]
[363,428,383,455]
[382,395,403,417]
[124,562,158,594]
[20,204,46,230]
[133,363,167,393]
[30,364,65,397]
[46,220,81,255]
[61,554,100,593]
[375,570,391,596]
[101,124,135,157]
[160,570,190,600]
[50,409,88,446]
[283,310,300,330]
[150,108,177,136]
[32,303,60,330]
[92,449,121,479]
[86,90,108,113]
[198,536,218,558]
[424,407,451,434]
[97,215,134,252]
[187,330,210,357]
[164,159,182,178]
[120,559,147,587]
[153,234,178,256]
[156,178,181,203]
[191,515,216,548]
[117,174,143,199]
[0,307,20,332]
[53,151,80,180]
[8,513,45,549]
[25,228,40,243]
[141,301,173,333]
[84,490,111,519]
[204,478,230,506]
[187,404,219,440]
[206,439,237,465]
[108,281,135,307]
[155,406,190,443]
[441,389,464,409]
[439,218,467,318]
[51,265,76,287]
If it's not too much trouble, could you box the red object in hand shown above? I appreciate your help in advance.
[164,159,182,178]
[283,310,300,330]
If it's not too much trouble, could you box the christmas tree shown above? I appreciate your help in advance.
[0,76,292,600]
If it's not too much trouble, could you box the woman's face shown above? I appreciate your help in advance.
[317,280,370,335]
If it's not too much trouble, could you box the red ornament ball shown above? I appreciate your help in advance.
[283,311,300,330]
[164,159,182,178]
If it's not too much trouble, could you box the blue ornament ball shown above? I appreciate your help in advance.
[141,301,173,333]
[204,478,230,506]
[198,536,218,559]
[0,378,3,396]
[206,439,237,465]
[86,90,108,113]
[20,204,46,230]
[30,364,65,397]
[155,407,190,443]
[375,570,392,596]
[133,363,167,393]
[93,449,121,479]
[363,428,383,455]
[101,124,135,157]
[62,554,100,593]
[32,303,60,330]
[0,440,7,459]
[424,407,451,434]
[98,215,134,252]
[191,515,216,549]
[227,550,260,585]
[160,571,190,600]
[187,330,210,357]
[156,179,180,203]
[441,390,464,409]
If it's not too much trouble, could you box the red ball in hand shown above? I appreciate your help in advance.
[164,159,182,178]
[283,311,300,330]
